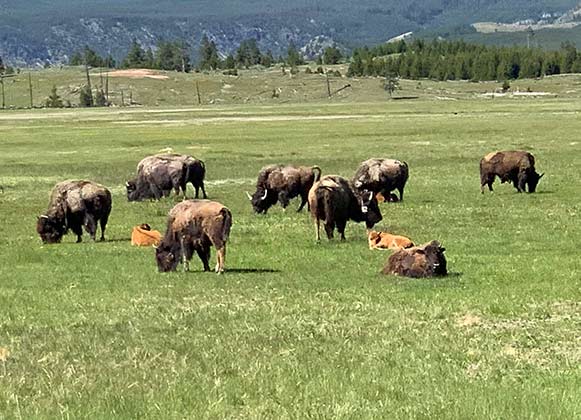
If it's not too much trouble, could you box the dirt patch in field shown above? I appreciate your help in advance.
[101,69,169,80]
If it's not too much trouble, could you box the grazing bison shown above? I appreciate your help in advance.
[126,155,187,201]
[248,165,322,214]
[37,180,112,244]
[155,200,232,273]
[353,158,409,202]
[158,154,207,199]
[480,150,543,193]
[382,240,447,278]
[308,175,382,241]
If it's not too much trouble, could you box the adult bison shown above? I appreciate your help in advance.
[155,200,232,273]
[480,150,543,193]
[382,240,447,278]
[308,175,382,241]
[37,180,112,244]
[353,158,409,202]
[248,164,322,214]
[159,154,207,199]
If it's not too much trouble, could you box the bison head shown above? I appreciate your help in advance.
[527,171,544,193]
[248,188,277,214]
[155,240,181,272]
[421,240,447,276]
[359,190,382,229]
[36,214,67,244]
[125,179,139,201]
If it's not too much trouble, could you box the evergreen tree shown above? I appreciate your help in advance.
[260,51,274,67]
[322,46,342,65]
[45,85,64,108]
[223,54,236,69]
[95,89,108,107]
[144,48,155,68]
[236,39,261,68]
[123,39,147,68]
[199,35,220,70]
[286,42,304,67]
[79,85,94,107]
[383,73,400,98]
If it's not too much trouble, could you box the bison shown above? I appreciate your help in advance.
[155,200,232,273]
[382,240,447,278]
[480,150,543,193]
[353,158,409,202]
[308,175,382,241]
[127,154,207,201]
[248,165,322,214]
[37,180,112,244]
[368,230,414,251]
[159,154,207,199]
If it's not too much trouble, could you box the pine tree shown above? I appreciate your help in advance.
[323,47,342,65]
[45,85,64,108]
[79,85,94,107]
[199,35,220,70]
[123,39,147,68]
[260,51,274,68]
[286,42,304,67]
[383,73,400,98]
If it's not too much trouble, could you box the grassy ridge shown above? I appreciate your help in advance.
[0,99,580,418]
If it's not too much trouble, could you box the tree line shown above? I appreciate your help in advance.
[68,36,344,73]
[348,39,581,81]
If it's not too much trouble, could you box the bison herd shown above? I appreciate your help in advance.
[36,150,543,278]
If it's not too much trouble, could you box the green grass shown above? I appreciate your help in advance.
[0,96,580,418]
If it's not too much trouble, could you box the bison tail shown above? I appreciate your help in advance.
[219,208,233,242]
[312,166,322,182]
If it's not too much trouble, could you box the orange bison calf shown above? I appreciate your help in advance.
[382,240,447,278]
[368,230,414,250]
[155,200,232,273]
[131,224,161,247]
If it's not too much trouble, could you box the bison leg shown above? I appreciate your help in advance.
[324,221,335,240]
[196,245,211,272]
[180,237,194,272]
[195,182,208,199]
[278,192,290,210]
[336,219,347,241]
[314,218,321,241]
[397,187,404,202]
[215,245,226,274]
[480,174,494,193]
[297,193,308,212]
[99,214,109,241]
[517,171,527,193]
[84,214,97,241]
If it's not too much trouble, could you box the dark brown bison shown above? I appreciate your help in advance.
[155,200,232,273]
[159,154,207,199]
[353,158,409,202]
[248,165,322,214]
[308,175,382,241]
[480,150,543,193]
[382,240,447,278]
[126,155,187,201]
[37,180,112,244]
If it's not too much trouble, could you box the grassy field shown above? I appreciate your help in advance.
[0,95,580,418]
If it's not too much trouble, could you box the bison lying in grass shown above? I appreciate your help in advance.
[382,240,447,278]
[155,200,232,273]
[480,150,543,193]
[37,180,112,244]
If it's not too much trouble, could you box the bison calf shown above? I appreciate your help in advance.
[480,150,543,193]
[382,240,447,278]
[156,200,232,273]
[37,180,112,244]
[248,164,321,214]
[308,175,382,241]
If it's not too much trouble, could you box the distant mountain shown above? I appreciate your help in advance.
[0,0,578,66]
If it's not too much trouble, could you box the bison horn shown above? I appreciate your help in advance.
[39,214,49,219]
[125,182,130,187]
[261,189,268,200]
[245,191,252,200]
[539,173,545,179]
[368,191,374,201]
[354,181,362,188]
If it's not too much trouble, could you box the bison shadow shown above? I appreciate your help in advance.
[226,268,281,274]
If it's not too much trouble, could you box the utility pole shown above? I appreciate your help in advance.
[28,72,33,108]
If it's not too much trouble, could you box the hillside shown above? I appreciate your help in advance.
[0,0,578,65]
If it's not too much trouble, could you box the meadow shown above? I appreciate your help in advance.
[0,88,580,418]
